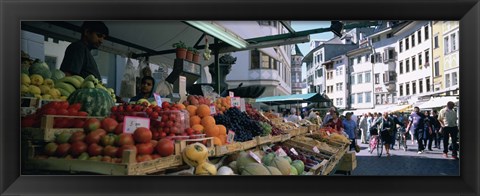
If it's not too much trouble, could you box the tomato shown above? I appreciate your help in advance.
[69,131,86,143]
[59,101,69,110]
[185,128,194,135]
[136,143,154,155]
[87,143,104,156]
[164,127,170,134]
[72,119,85,129]
[166,120,174,128]
[117,106,124,113]
[155,138,174,157]
[150,112,159,120]
[160,131,167,138]
[100,134,117,146]
[111,106,118,113]
[70,141,88,157]
[43,142,58,156]
[77,111,88,116]
[152,131,160,140]
[55,143,71,157]
[145,108,153,115]
[136,154,153,162]
[133,127,152,143]
[161,115,169,122]
[117,144,137,158]
[85,130,103,144]
[170,126,179,134]
[159,121,166,128]
[126,105,133,112]
[68,103,82,111]
[103,145,119,158]
[101,117,118,133]
[101,156,112,162]
[57,109,69,116]
[161,101,171,109]
[133,105,143,112]
[67,108,78,116]
[115,133,135,146]
[114,122,124,135]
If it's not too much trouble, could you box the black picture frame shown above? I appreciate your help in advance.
[1,0,479,195]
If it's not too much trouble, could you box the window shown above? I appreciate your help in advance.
[412,81,416,94]
[406,83,410,95]
[357,73,363,84]
[426,77,431,92]
[399,61,403,74]
[434,35,439,48]
[318,68,323,77]
[261,54,270,69]
[452,72,458,86]
[418,30,422,44]
[349,58,354,66]
[365,92,372,103]
[446,74,451,88]
[399,84,404,96]
[425,50,430,63]
[406,59,410,72]
[451,33,457,51]
[418,53,423,66]
[376,95,381,104]
[357,93,363,104]
[251,50,260,69]
[399,40,403,53]
[375,73,380,84]
[411,34,415,47]
[365,54,370,62]
[444,36,450,54]
[405,38,409,50]
[351,94,355,104]
[424,25,429,39]
[419,79,423,93]
[434,61,440,77]
[351,75,355,85]
[412,56,416,71]
[365,72,371,83]
[357,56,361,64]
[387,33,393,38]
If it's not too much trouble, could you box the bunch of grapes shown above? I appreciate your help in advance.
[214,107,264,142]
[258,121,272,136]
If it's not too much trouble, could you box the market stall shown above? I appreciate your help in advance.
[418,96,459,110]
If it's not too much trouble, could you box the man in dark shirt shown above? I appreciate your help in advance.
[60,21,109,80]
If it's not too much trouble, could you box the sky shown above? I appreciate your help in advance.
[290,21,334,81]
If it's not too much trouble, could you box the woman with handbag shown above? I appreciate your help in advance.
[371,112,395,157]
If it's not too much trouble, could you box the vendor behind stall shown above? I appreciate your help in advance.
[130,76,156,102]
[286,108,301,123]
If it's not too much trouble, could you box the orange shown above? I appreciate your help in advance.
[186,105,197,116]
[190,115,201,126]
[201,116,216,128]
[213,137,223,146]
[197,104,210,118]
[204,125,219,137]
[217,125,227,136]
[220,135,227,144]
[191,124,204,133]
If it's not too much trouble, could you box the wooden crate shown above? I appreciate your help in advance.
[298,126,309,135]
[255,135,272,145]
[214,142,243,157]
[271,135,283,143]
[35,115,105,142]
[281,133,291,142]
[242,139,257,150]
[307,125,320,132]
[25,143,183,175]
[336,151,357,172]
[283,140,335,159]
[177,137,215,157]
[303,159,329,175]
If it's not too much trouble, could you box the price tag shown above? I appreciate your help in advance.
[240,98,246,112]
[229,91,234,97]
[326,131,331,136]
[261,145,271,152]
[153,93,162,107]
[313,146,320,153]
[290,148,299,156]
[275,148,288,157]
[249,151,262,163]
[227,130,235,144]
[210,104,217,115]
[123,116,150,134]
[231,97,241,108]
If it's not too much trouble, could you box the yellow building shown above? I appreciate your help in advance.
[442,21,459,96]
[432,21,445,91]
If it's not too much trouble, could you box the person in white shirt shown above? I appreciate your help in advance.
[438,101,459,160]
[286,108,301,123]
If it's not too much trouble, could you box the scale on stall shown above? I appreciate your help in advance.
[165,59,202,103]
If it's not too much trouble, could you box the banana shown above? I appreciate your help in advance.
[55,82,76,94]
[81,81,95,89]
[43,79,55,89]
[59,76,82,89]
[59,96,68,101]
[57,88,71,97]
[107,88,115,94]
[71,75,84,84]
[95,83,107,91]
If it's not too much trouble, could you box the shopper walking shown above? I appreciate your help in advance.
[322,107,336,126]
[406,107,427,154]
[343,113,358,151]
[371,112,395,157]
[389,113,404,150]
[431,110,442,149]
[438,101,459,160]
[366,113,374,142]
[325,111,344,133]
[359,113,368,144]
[423,111,436,151]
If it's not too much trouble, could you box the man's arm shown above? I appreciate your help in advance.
[60,44,84,76]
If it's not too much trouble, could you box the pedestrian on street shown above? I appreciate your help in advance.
[359,113,369,144]
[431,110,442,149]
[366,113,374,142]
[438,101,459,160]
[322,107,336,126]
[371,112,395,157]
[406,107,427,154]
[325,111,344,133]
[343,113,358,152]
[424,111,436,151]
[389,112,404,150]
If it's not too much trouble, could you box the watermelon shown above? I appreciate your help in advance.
[67,88,114,117]
[29,61,52,79]
[51,69,65,81]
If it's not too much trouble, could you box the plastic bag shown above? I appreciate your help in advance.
[119,58,136,98]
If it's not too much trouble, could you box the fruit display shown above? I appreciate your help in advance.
[21,72,65,100]
[290,136,338,153]
[213,96,231,114]
[244,104,284,136]
[270,144,323,173]
[68,87,114,117]
[213,107,263,142]
[182,95,212,106]
[21,101,89,128]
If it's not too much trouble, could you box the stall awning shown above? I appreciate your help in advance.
[255,93,330,105]
[418,96,459,109]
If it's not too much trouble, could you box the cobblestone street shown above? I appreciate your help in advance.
[349,139,460,176]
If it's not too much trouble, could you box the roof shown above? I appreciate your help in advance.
[294,44,304,56]
[255,93,331,105]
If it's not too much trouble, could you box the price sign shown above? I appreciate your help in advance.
[229,91,234,97]
[231,97,241,108]
[210,104,217,115]
[153,93,162,107]
[240,98,246,112]
[290,148,299,156]
[227,130,235,144]
[261,145,271,152]
[313,146,320,153]
[275,148,288,157]
[123,116,150,134]
[249,151,262,163]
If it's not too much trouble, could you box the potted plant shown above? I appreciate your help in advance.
[191,48,200,63]
[172,41,187,59]
[186,47,195,61]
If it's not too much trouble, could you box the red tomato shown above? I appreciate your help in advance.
[70,141,88,157]
[155,138,174,157]
[111,106,118,113]
[136,154,153,162]
[69,131,86,143]
[136,143,154,155]
[115,133,135,146]
[56,143,71,157]
[133,127,152,143]
[68,103,82,111]
[67,108,78,116]
[185,128,194,135]
[150,112,159,120]
[103,145,119,158]
[117,106,124,113]
[161,115,169,122]
[161,102,171,109]
[126,105,133,112]
[87,143,104,156]
[169,114,176,121]
[114,122,124,135]
[166,120,174,128]
[77,111,88,116]
[160,132,167,138]
[59,101,69,110]
[57,109,69,116]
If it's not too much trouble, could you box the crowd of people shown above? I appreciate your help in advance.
[279,101,459,160]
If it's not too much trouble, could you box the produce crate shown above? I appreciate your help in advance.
[177,137,215,157]
[285,129,299,137]
[280,133,291,142]
[37,115,104,142]
[241,139,257,150]
[25,143,183,175]
[255,135,272,145]
[336,151,357,172]
[283,140,335,159]
[271,118,283,124]
[324,143,349,175]
[214,142,243,157]
[304,159,329,175]
[21,97,39,108]
[271,135,283,143]
[307,125,320,132]
[298,126,309,135]
[21,107,37,117]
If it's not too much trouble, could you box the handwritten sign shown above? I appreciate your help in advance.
[240,98,246,112]
[249,151,262,163]
[229,91,234,97]
[153,93,162,107]
[210,104,217,115]
[227,130,235,144]
[275,148,287,157]
[123,116,150,134]
[290,148,299,156]
[231,97,241,108]
[313,146,320,153]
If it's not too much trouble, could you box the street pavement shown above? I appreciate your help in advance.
[346,139,460,176]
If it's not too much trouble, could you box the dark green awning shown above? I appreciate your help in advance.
[255,93,330,105]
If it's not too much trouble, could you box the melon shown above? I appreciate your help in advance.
[261,153,276,166]
[29,61,51,79]
[283,156,292,164]
[236,151,260,173]
[291,160,305,175]
[270,156,291,175]
[182,142,209,167]
[51,69,65,81]
[195,161,217,175]
[266,166,282,175]
[217,166,235,175]
[67,88,114,116]
[228,161,238,174]
[241,163,271,175]
[290,165,298,175]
